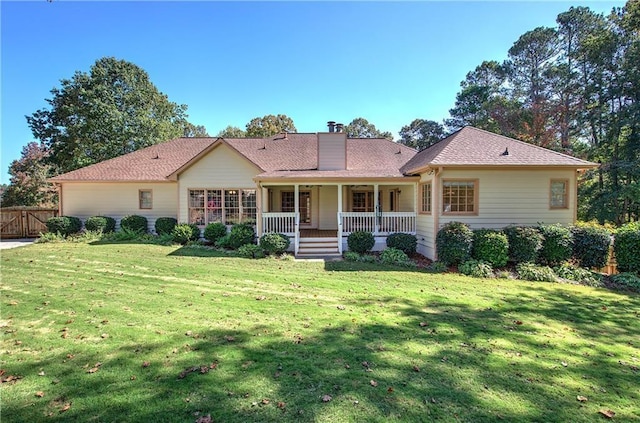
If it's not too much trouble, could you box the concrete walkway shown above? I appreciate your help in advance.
[0,238,36,249]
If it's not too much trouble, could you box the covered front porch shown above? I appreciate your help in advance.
[258,182,418,256]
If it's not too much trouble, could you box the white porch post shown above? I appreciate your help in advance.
[294,184,300,255]
[374,184,379,235]
[256,185,263,238]
[337,184,343,253]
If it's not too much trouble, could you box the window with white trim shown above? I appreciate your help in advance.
[420,183,432,214]
[139,189,152,209]
[188,189,256,226]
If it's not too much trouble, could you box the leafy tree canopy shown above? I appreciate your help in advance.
[26,57,196,174]
[344,117,392,139]
[217,125,247,138]
[398,119,445,150]
[1,142,57,207]
[245,114,296,137]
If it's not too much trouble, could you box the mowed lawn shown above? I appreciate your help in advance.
[1,242,639,422]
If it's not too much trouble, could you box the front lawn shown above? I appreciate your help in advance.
[1,242,638,422]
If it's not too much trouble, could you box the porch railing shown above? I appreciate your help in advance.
[339,212,416,236]
[262,212,297,236]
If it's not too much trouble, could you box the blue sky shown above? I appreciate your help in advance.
[0,0,624,184]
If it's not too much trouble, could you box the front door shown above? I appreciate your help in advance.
[282,191,312,227]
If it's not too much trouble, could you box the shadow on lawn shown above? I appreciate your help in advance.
[4,286,639,422]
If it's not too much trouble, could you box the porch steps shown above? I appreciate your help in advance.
[297,237,341,258]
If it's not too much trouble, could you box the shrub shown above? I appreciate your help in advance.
[343,251,360,262]
[472,229,509,267]
[102,227,146,241]
[436,222,473,266]
[358,254,378,264]
[237,244,265,259]
[37,231,66,243]
[516,263,557,282]
[380,247,415,267]
[538,224,573,266]
[215,234,232,249]
[260,233,291,255]
[459,259,494,278]
[155,217,177,235]
[571,223,611,269]
[610,272,640,292]
[386,233,417,255]
[228,223,255,249]
[347,231,375,254]
[46,216,82,236]
[171,223,200,244]
[427,261,448,273]
[120,215,148,233]
[504,226,543,264]
[614,221,640,274]
[85,216,116,233]
[554,263,602,287]
[204,222,227,244]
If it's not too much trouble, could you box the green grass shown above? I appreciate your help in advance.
[1,242,639,422]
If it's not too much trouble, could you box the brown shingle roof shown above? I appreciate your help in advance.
[401,126,598,174]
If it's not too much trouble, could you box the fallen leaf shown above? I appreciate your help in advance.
[514,320,523,325]
[142,361,150,368]
[561,361,568,367]
[256,296,266,301]
[321,394,332,402]
[87,367,99,374]
[577,395,588,402]
[195,415,212,423]
[261,398,270,405]
[101,333,109,339]
[337,305,345,310]
[370,380,378,387]
[130,375,136,380]
[412,365,420,372]
[225,335,235,342]
[60,403,71,413]
[35,391,45,397]
[38,371,45,376]
[599,409,615,419]
[387,387,394,393]
[277,401,286,409]
[419,322,428,327]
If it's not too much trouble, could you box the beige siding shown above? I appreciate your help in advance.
[438,169,576,230]
[416,175,435,258]
[61,182,178,231]
[178,143,260,223]
[319,185,338,229]
[318,133,346,170]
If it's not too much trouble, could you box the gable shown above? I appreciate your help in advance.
[178,142,261,187]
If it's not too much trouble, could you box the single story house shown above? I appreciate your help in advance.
[49,123,598,258]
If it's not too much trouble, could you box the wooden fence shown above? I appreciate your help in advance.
[0,207,58,238]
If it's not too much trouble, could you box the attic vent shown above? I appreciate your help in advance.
[501,147,509,156]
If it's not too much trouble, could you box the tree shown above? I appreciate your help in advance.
[398,119,445,150]
[26,57,191,174]
[245,114,296,137]
[1,142,57,207]
[181,122,209,137]
[344,117,392,139]
[217,125,247,138]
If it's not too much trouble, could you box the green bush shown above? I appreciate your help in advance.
[46,216,82,236]
[516,263,557,282]
[571,223,611,269]
[610,272,640,292]
[380,247,415,267]
[436,222,473,266]
[614,221,640,274]
[85,216,116,233]
[504,226,543,263]
[554,263,602,287]
[343,251,360,262]
[386,233,417,255]
[228,223,255,249]
[472,229,509,267]
[204,222,227,244]
[427,261,448,273]
[120,215,148,233]
[171,223,200,244]
[260,232,291,255]
[155,217,177,235]
[347,231,375,254]
[237,244,265,259]
[538,224,573,266]
[215,234,232,249]
[359,254,378,263]
[459,259,494,278]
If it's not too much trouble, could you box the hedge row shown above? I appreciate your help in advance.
[436,221,640,274]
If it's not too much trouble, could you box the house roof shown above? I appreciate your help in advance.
[49,126,597,183]
[401,126,598,174]
[50,133,417,182]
